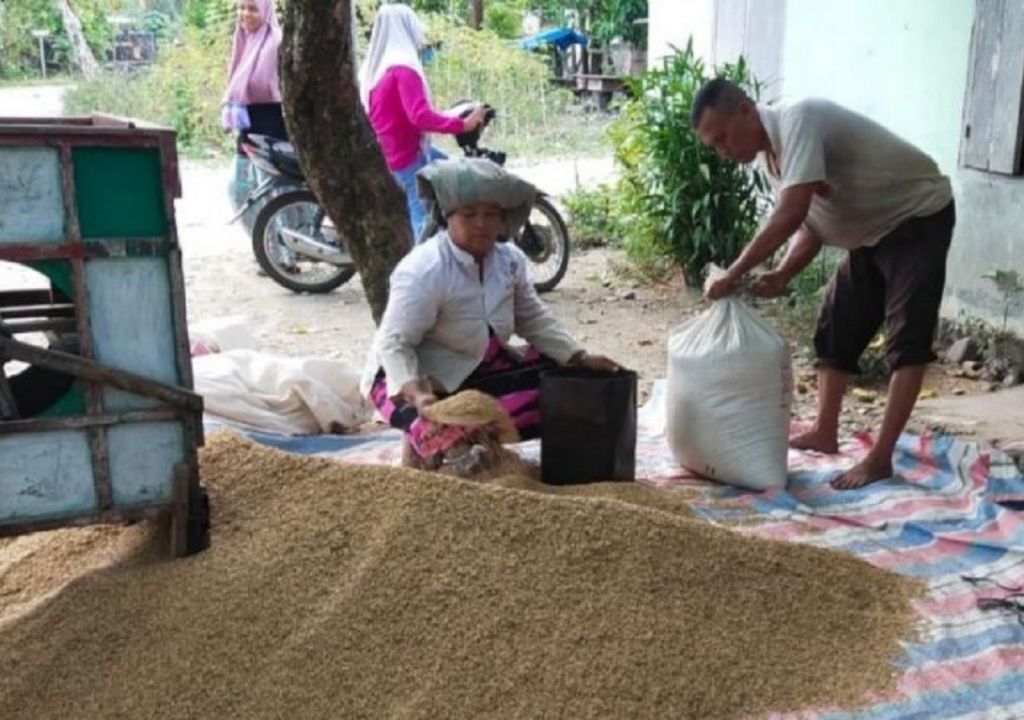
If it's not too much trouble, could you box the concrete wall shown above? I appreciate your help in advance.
[647,0,1024,333]
[778,0,1022,334]
[778,0,973,176]
[646,0,714,68]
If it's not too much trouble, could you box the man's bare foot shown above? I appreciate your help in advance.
[790,427,839,454]
[831,454,893,490]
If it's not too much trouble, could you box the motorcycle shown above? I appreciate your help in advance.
[231,103,571,294]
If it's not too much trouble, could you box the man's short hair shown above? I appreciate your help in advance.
[690,79,749,128]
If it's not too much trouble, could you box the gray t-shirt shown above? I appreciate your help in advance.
[757,99,952,249]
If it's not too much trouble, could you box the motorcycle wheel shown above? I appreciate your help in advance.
[251,189,355,294]
[516,196,570,293]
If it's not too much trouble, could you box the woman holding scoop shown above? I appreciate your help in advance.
[361,157,619,469]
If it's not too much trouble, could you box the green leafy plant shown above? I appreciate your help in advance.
[65,24,232,154]
[608,40,766,286]
[563,183,624,248]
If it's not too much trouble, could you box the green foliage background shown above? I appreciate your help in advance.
[610,42,766,285]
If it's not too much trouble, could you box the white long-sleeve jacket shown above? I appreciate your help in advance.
[360,232,582,397]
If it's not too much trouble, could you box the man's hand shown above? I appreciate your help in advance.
[704,271,741,301]
[750,269,790,298]
[568,351,622,373]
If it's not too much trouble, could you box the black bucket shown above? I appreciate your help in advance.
[539,368,637,485]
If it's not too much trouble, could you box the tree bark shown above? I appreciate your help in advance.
[469,0,484,29]
[56,0,100,78]
[279,0,412,325]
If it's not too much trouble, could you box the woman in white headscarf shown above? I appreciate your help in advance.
[358,3,487,242]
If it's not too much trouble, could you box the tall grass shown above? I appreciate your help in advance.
[64,12,608,160]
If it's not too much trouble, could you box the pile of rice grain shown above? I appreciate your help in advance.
[0,432,921,719]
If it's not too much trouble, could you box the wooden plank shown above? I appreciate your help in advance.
[0,373,17,421]
[89,427,114,510]
[166,246,196,393]
[0,289,59,306]
[0,238,166,262]
[0,117,94,126]
[0,337,203,411]
[0,503,168,539]
[962,0,1004,170]
[169,463,190,557]
[0,317,77,334]
[990,0,1024,174]
[0,303,75,319]
[0,407,186,435]
[0,134,165,154]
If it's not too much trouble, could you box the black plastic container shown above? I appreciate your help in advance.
[539,367,637,485]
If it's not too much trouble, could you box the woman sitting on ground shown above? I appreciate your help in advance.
[361,157,620,468]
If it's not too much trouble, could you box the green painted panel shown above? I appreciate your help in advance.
[27,259,73,299]
[38,381,88,417]
[72,147,168,239]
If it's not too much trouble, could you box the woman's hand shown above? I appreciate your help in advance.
[463,105,488,132]
[400,378,439,412]
[568,350,622,373]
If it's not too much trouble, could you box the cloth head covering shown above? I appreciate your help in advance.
[358,3,428,108]
[415,158,540,242]
[223,0,282,105]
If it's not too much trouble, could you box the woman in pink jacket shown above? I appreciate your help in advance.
[358,4,486,243]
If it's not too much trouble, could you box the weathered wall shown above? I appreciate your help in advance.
[646,0,714,68]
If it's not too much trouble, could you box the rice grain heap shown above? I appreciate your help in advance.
[0,432,921,719]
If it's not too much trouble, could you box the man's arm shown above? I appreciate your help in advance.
[705,182,816,299]
[730,182,815,277]
[775,225,822,281]
[750,225,823,298]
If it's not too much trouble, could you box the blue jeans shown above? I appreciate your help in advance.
[392,147,447,244]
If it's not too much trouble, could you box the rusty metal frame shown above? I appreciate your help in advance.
[0,115,199,555]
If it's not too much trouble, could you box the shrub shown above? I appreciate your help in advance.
[484,3,522,39]
[563,183,624,248]
[65,24,232,153]
[609,41,766,286]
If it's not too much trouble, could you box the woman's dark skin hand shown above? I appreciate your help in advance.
[568,350,622,373]
[399,377,441,412]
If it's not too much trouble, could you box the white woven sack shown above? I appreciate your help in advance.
[666,298,793,490]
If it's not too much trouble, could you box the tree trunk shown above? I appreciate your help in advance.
[56,0,100,78]
[469,0,483,29]
[279,0,413,325]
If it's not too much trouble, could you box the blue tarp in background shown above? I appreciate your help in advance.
[520,27,588,51]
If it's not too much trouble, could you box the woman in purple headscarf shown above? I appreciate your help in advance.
[222,0,287,224]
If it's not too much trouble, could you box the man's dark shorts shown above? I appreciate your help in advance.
[814,201,955,374]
